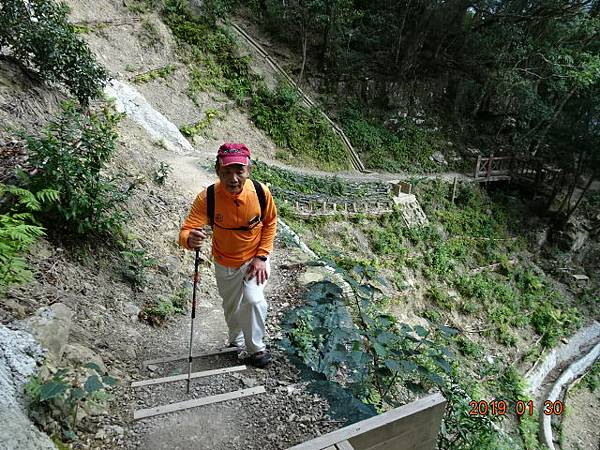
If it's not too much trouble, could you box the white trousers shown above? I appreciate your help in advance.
[213,259,269,354]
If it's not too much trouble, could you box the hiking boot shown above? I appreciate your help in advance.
[246,350,271,368]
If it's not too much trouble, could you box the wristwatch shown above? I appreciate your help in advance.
[255,255,268,262]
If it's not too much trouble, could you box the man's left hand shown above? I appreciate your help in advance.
[246,257,269,285]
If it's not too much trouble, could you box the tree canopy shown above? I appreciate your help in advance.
[253,0,599,177]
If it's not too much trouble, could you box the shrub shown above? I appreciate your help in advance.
[139,295,186,326]
[132,64,176,84]
[152,161,173,185]
[25,363,116,441]
[22,101,128,236]
[0,0,108,104]
[0,184,58,292]
[179,108,224,137]
[340,105,443,172]
[120,249,157,288]
[250,84,350,170]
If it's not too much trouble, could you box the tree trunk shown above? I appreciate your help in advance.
[531,86,577,156]
[297,30,308,86]
[394,3,409,65]
[321,2,332,70]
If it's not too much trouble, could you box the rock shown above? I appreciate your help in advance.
[557,219,589,252]
[95,429,107,440]
[14,303,73,363]
[284,248,314,267]
[240,376,258,388]
[430,151,448,165]
[107,425,125,436]
[123,302,141,322]
[158,256,180,275]
[62,343,107,373]
[0,325,56,450]
[104,80,193,156]
[298,267,329,285]
[28,239,53,260]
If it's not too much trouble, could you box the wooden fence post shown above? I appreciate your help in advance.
[451,177,458,203]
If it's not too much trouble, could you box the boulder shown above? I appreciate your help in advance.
[0,325,56,450]
[430,151,448,165]
[61,343,107,374]
[298,267,330,286]
[104,80,194,156]
[14,303,73,363]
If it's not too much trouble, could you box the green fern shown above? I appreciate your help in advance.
[0,183,57,291]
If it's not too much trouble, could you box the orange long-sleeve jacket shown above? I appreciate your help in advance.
[179,179,277,268]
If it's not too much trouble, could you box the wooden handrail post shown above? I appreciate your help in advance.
[451,177,458,203]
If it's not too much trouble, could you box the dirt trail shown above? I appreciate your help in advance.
[94,119,342,450]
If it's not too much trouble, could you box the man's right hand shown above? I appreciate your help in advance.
[187,229,207,249]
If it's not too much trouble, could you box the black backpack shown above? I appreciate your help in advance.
[207,180,267,229]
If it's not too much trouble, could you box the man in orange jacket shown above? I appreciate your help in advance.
[179,143,277,367]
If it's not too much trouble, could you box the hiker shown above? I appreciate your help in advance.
[179,143,277,368]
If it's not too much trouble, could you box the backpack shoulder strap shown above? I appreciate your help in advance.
[252,180,266,219]
[207,184,215,227]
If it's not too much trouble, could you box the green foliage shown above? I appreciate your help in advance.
[0,0,108,104]
[179,108,224,137]
[152,161,172,185]
[139,291,187,326]
[251,160,348,196]
[22,101,129,236]
[138,18,162,48]
[0,184,58,292]
[530,301,581,347]
[340,105,444,172]
[250,84,350,170]
[426,286,454,310]
[120,248,157,287]
[25,363,116,441]
[132,64,176,84]
[164,1,257,101]
[576,361,600,393]
[454,335,482,357]
[163,0,350,170]
[283,278,455,410]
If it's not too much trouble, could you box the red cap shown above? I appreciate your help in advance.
[217,143,251,166]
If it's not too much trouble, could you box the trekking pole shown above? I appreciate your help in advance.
[186,247,201,394]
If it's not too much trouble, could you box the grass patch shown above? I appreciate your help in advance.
[132,64,176,84]
[251,160,348,196]
[340,105,446,173]
[179,108,224,137]
[139,291,187,326]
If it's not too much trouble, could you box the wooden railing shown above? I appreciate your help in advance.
[474,155,564,192]
[473,155,513,180]
[287,392,446,450]
[228,21,366,172]
[284,199,395,217]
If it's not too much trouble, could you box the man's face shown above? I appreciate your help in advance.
[217,163,250,194]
